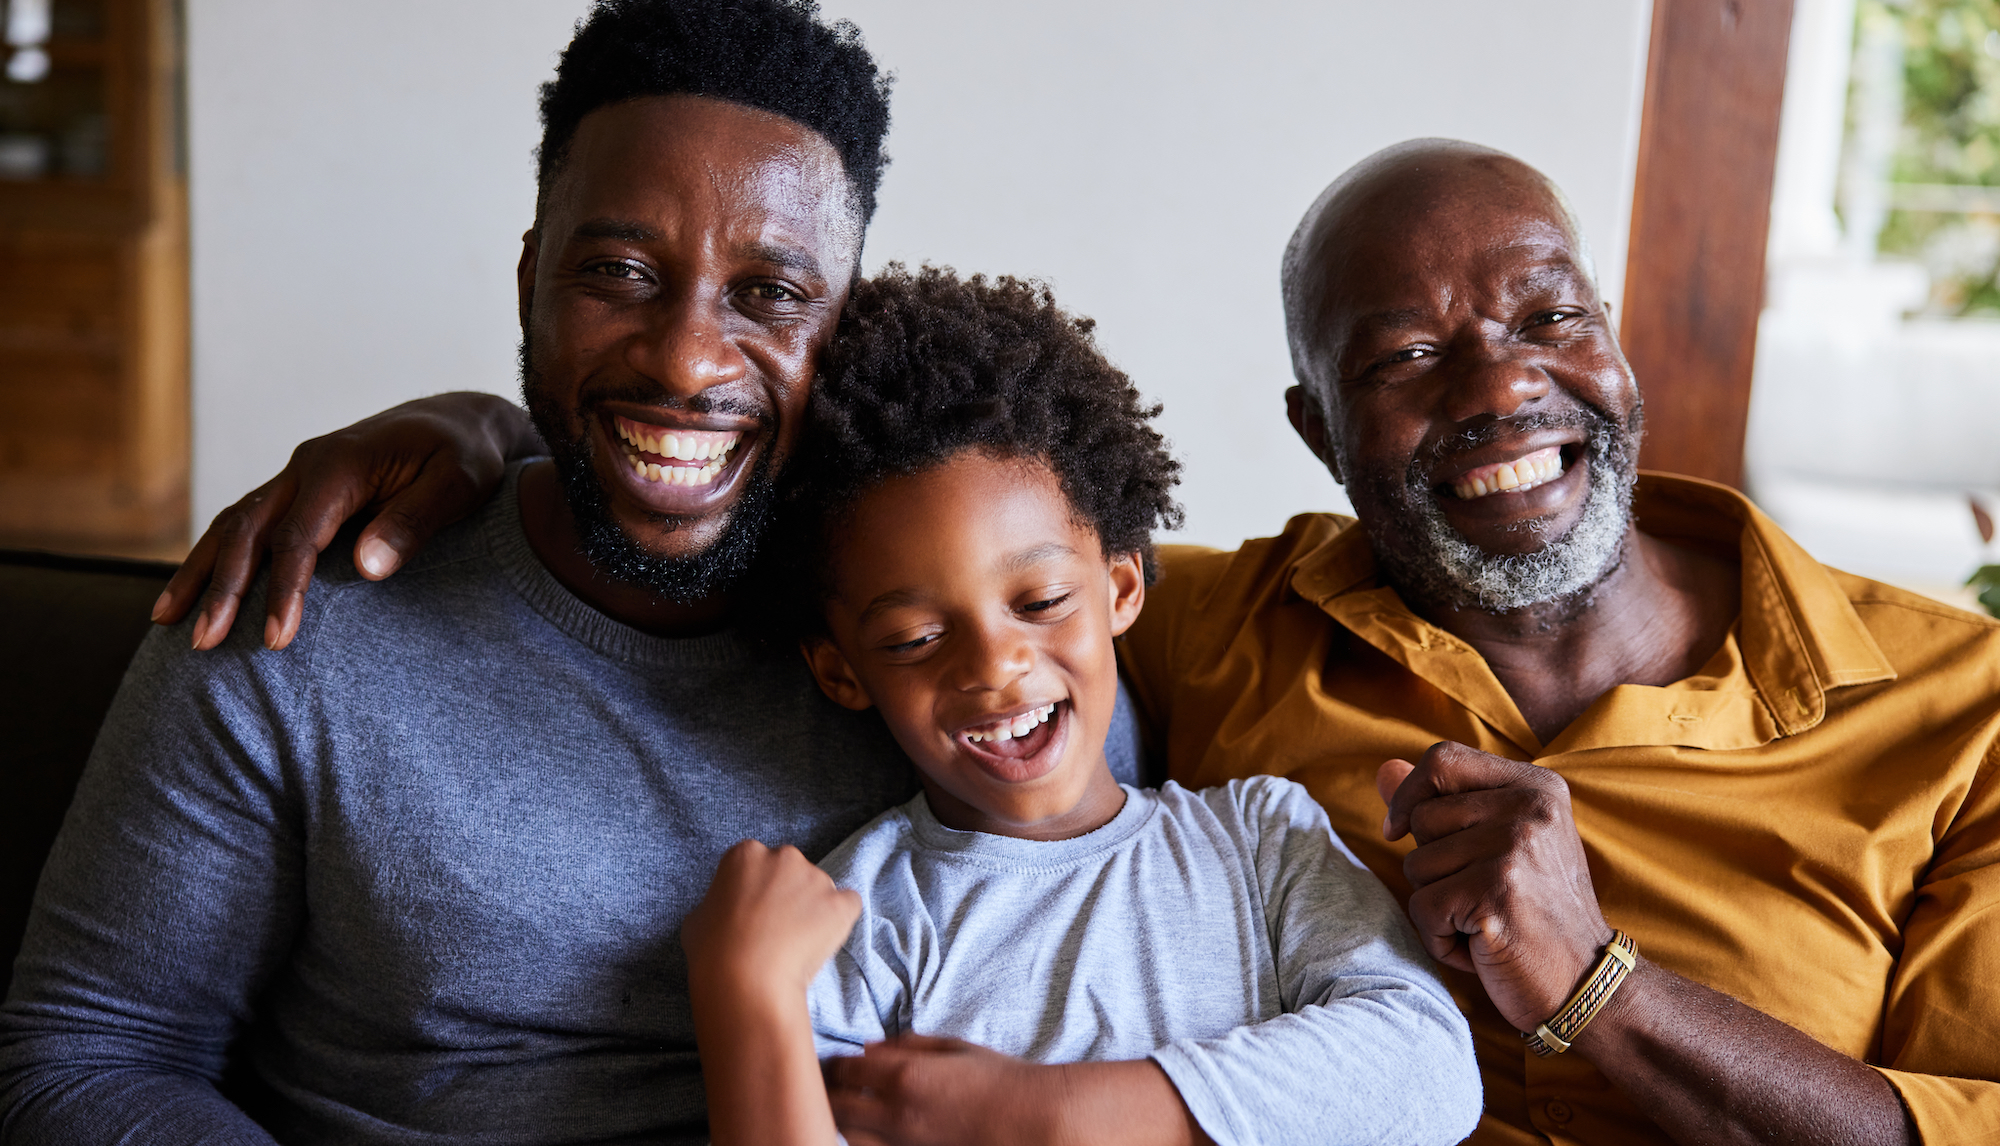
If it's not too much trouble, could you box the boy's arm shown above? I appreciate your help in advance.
[683,840,862,1146]
[826,1038,1210,1146]
[1147,778,1483,1146]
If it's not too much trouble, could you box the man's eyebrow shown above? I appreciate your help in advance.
[1344,307,1428,341]
[737,241,824,280]
[572,218,660,243]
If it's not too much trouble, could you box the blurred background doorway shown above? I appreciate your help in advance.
[0,0,187,559]
[1751,0,2000,609]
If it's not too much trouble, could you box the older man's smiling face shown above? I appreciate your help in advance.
[1287,148,1643,613]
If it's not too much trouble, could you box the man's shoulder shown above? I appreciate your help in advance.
[288,501,512,641]
[1827,566,2000,681]
[1154,513,1357,611]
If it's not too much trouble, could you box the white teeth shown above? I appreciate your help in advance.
[964,702,1059,743]
[619,423,739,487]
[1450,447,1564,501]
[644,460,725,486]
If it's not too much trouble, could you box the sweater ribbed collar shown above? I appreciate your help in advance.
[483,461,763,670]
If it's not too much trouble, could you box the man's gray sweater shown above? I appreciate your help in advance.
[0,469,939,1143]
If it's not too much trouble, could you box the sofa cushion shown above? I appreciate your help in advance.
[1,550,176,997]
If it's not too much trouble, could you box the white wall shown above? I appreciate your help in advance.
[189,0,1654,548]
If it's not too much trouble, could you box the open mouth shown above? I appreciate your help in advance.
[956,701,1068,779]
[1446,445,1573,501]
[613,414,744,489]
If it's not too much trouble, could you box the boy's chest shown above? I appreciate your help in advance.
[892,856,1284,1062]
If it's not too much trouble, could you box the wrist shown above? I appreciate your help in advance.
[1524,928,1639,1057]
[688,960,803,1023]
[1566,953,1652,1057]
[480,394,543,457]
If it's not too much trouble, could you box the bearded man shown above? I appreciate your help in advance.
[123,142,1999,1144]
[1122,141,2000,1145]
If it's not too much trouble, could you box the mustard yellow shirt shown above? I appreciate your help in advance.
[1119,474,2000,1145]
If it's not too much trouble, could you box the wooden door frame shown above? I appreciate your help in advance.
[1622,0,1798,488]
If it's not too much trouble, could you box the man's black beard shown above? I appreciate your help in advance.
[1347,402,1644,616]
[520,343,777,606]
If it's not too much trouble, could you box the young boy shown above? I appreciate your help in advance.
[680,267,1481,1146]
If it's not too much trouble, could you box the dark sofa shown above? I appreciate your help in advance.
[1,549,177,999]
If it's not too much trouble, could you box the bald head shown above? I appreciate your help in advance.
[1281,140,1597,396]
[1275,138,1642,615]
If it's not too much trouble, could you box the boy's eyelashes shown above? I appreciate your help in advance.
[881,629,941,655]
[864,588,1086,658]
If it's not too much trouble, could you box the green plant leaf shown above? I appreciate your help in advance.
[1968,564,2000,617]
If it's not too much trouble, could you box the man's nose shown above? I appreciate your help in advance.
[625,290,749,397]
[1438,343,1551,425]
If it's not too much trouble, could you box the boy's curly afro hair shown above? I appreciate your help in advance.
[537,0,892,225]
[783,264,1184,611]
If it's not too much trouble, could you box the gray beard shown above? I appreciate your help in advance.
[1355,406,1641,615]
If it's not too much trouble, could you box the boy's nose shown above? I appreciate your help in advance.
[954,624,1034,692]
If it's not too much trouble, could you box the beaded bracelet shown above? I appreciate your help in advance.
[1524,929,1638,1057]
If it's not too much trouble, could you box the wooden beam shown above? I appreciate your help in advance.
[1622,0,1796,488]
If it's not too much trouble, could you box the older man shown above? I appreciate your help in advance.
[1120,141,2000,1144]
[191,138,2000,1144]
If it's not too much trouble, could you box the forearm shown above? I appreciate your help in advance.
[452,391,544,460]
[1576,960,1915,1146]
[1045,1060,1211,1146]
[690,982,838,1146]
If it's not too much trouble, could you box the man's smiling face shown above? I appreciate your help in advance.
[1287,147,1643,614]
[519,94,861,598]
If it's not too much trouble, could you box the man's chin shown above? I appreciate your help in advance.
[1368,462,1636,616]
[1432,457,1594,555]
[553,445,778,606]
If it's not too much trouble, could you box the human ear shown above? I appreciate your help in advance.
[1285,384,1343,484]
[801,638,876,712]
[516,228,540,334]
[1105,552,1146,638]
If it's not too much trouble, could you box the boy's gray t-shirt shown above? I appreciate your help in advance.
[808,777,1484,1146]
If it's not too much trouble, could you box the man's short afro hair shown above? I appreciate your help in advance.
[784,264,1184,609]
[537,0,892,223]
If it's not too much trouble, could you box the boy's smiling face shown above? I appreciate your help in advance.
[806,450,1144,841]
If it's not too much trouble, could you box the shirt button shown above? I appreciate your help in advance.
[1546,1099,1574,1124]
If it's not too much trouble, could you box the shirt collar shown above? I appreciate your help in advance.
[1285,473,1896,755]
